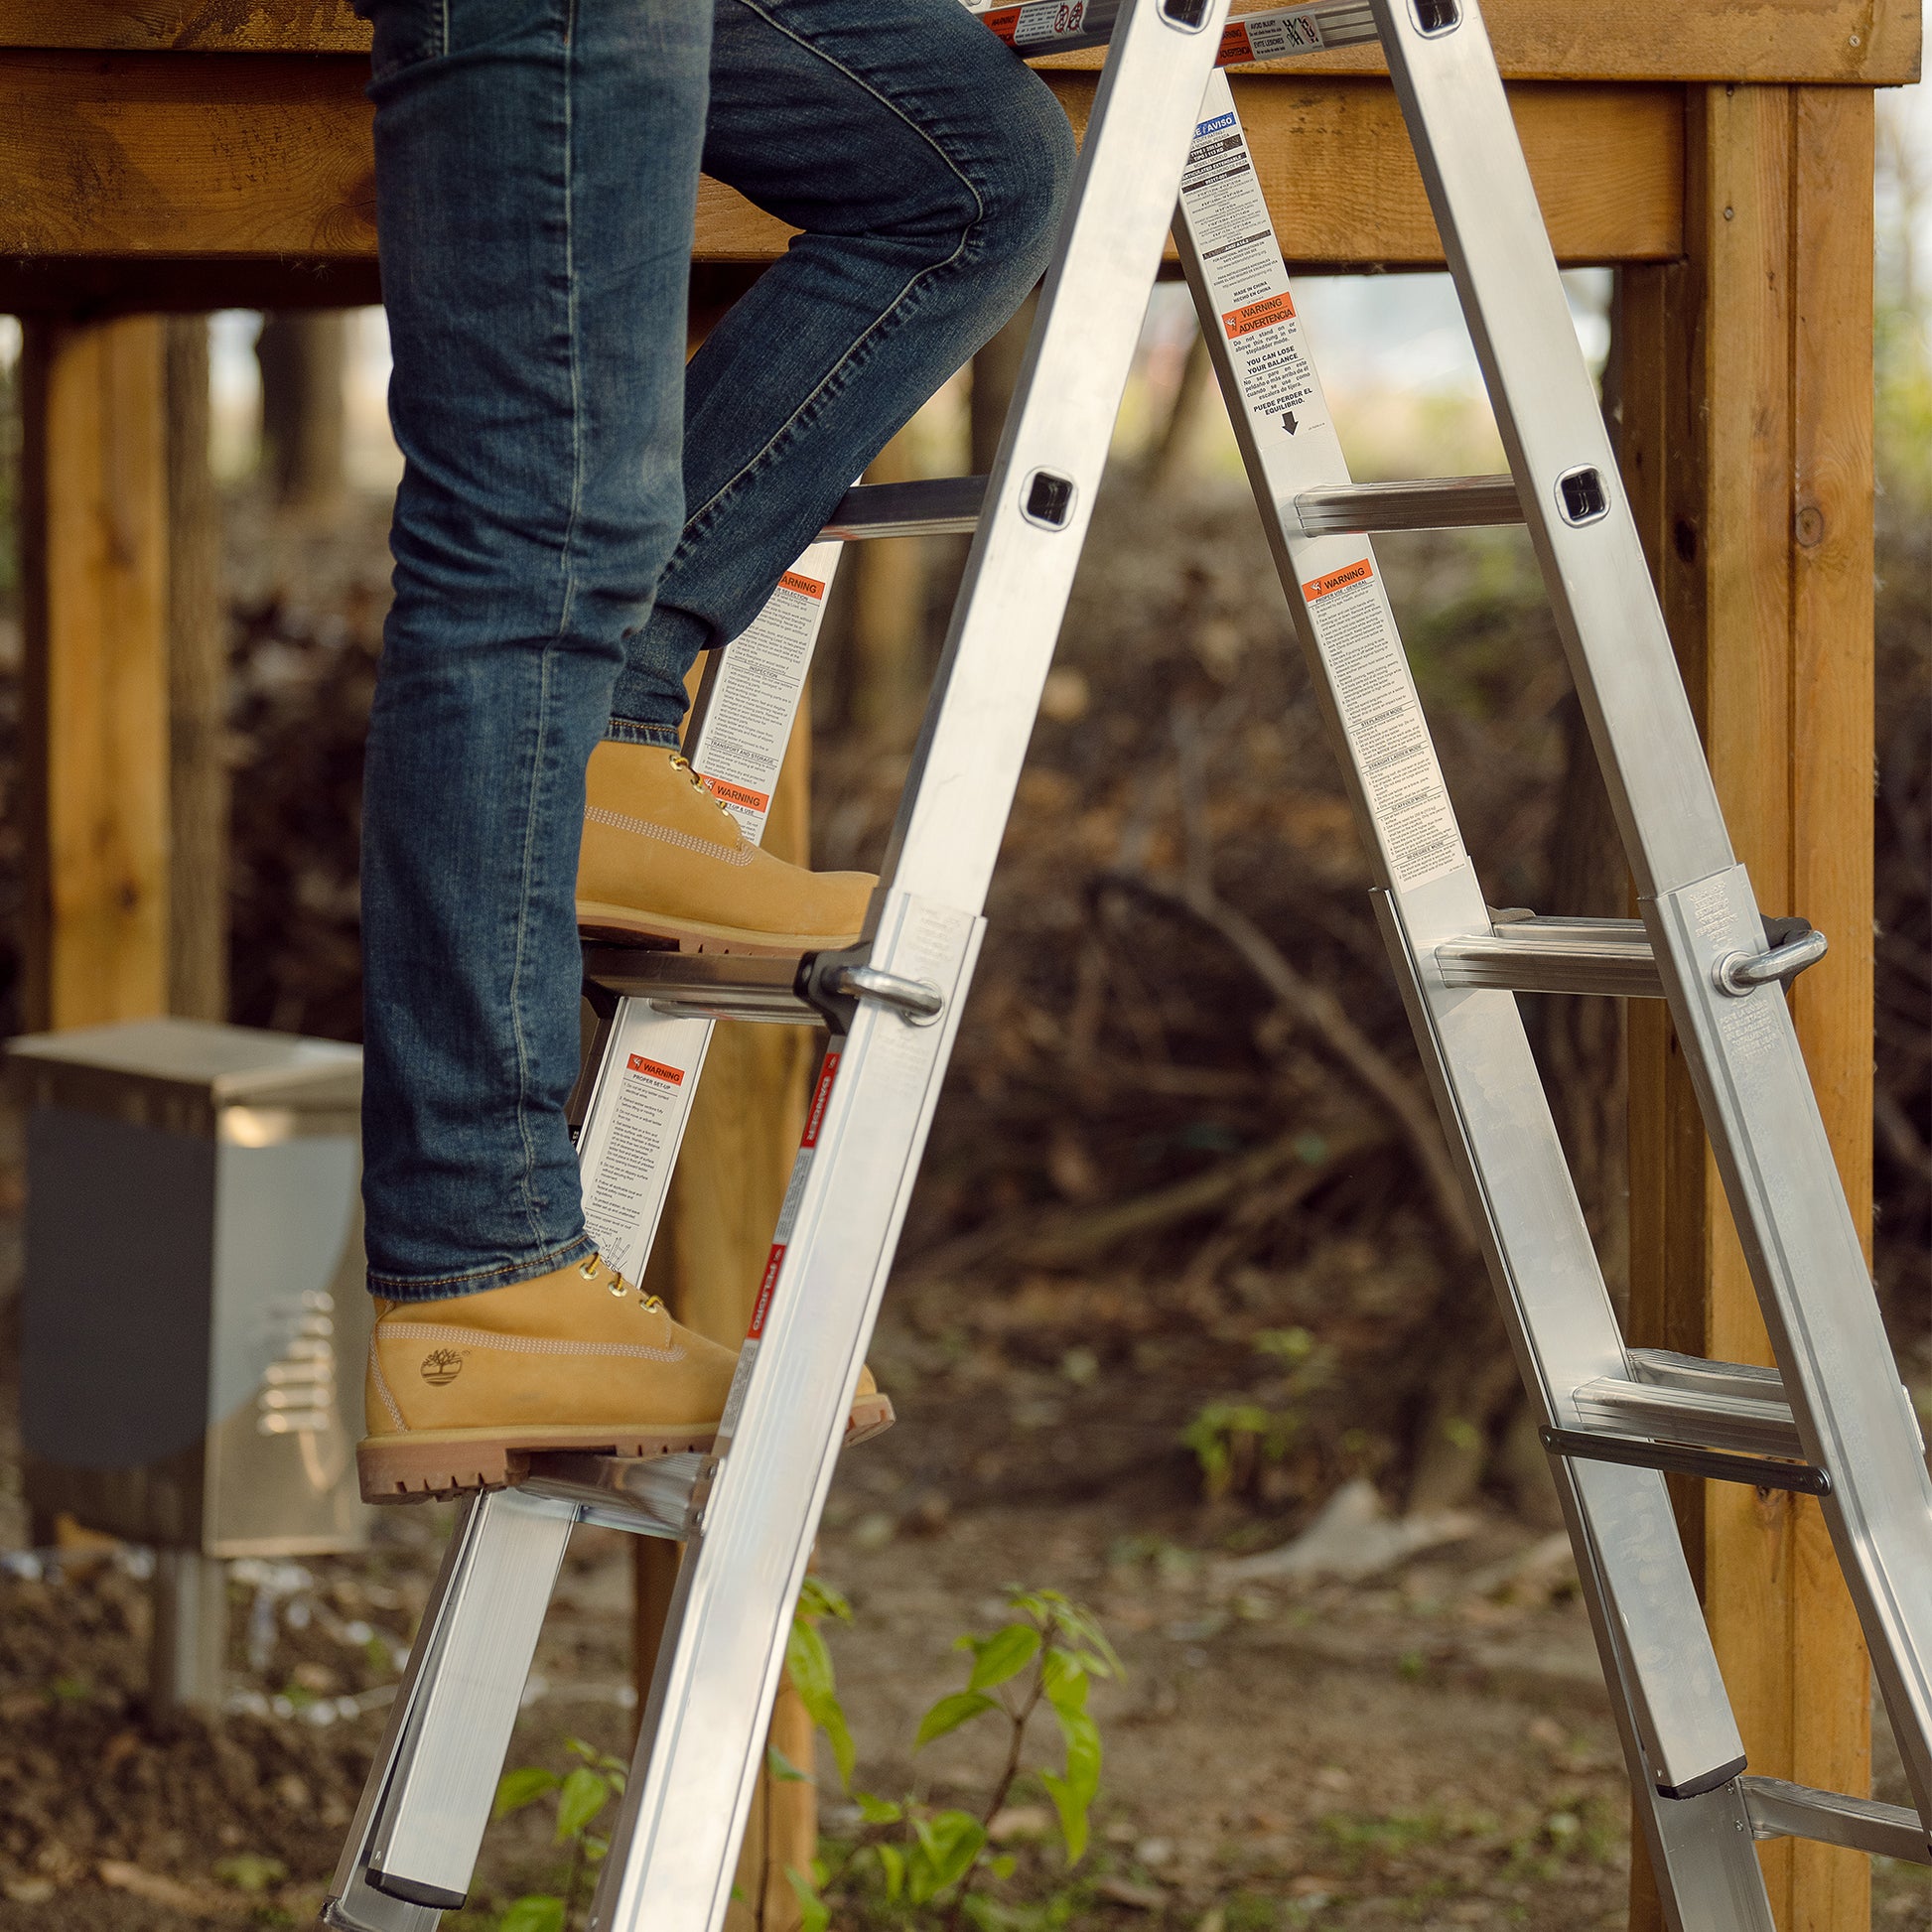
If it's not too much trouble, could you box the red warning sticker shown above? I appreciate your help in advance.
[1302,558,1374,602]
[749,1246,783,1338]
[803,1051,840,1149]
[778,570,826,600]
[626,1053,685,1085]
[1221,291,1297,341]
[979,4,1022,39]
[698,772,771,813]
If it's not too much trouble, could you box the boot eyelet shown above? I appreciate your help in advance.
[608,1277,628,1298]
[639,1294,665,1313]
[578,1257,601,1280]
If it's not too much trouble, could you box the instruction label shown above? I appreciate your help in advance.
[1176,71,1465,893]
[1216,7,1331,64]
[689,538,840,842]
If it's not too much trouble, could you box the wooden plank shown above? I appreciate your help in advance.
[0,0,1916,84]
[0,53,1682,269]
[18,316,171,1031]
[164,315,227,1021]
[1785,82,1875,1932]
[1623,81,1873,1932]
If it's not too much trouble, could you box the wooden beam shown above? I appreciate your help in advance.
[19,315,171,1031]
[165,315,226,1022]
[0,53,1682,273]
[0,0,1917,84]
[1621,81,1873,1932]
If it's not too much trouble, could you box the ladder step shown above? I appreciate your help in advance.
[1571,1371,1804,1461]
[582,946,821,1026]
[1435,910,1826,1000]
[1284,475,1522,538]
[1741,1776,1931,1863]
[820,475,986,541]
[516,1451,705,1538]
[1437,913,1661,998]
[1541,1426,1829,1496]
[971,0,1376,64]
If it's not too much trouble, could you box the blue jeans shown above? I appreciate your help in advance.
[357,0,1073,1298]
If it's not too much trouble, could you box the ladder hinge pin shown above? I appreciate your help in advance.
[833,965,945,1025]
[1714,925,1829,997]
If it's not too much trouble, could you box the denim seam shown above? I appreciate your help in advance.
[369,1232,599,1299]
[672,0,991,540]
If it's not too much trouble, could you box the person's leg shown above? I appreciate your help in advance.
[606,0,1076,738]
[356,0,709,1301]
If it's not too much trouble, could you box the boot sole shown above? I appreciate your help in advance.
[576,899,861,959]
[359,1396,897,1504]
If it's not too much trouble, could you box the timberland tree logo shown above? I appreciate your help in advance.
[420,1348,464,1386]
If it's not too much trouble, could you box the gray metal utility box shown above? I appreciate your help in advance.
[10,1019,372,1557]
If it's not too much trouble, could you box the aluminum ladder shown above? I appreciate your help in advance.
[328,2,1932,1926]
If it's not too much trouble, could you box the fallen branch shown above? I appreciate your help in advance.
[1104,869,1482,1257]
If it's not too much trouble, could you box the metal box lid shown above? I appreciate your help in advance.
[7,1019,360,1141]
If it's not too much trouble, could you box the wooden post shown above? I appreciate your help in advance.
[631,695,822,1932]
[165,317,228,1022]
[1620,81,1875,1932]
[19,316,171,1032]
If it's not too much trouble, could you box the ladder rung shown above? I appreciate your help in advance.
[516,1451,704,1539]
[1540,1426,1829,1496]
[820,475,986,541]
[1436,914,1662,998]
[1571,1375,1804,1461]
[1285,475,1522,538]
[1741,1776,1931,1863]
[582,946,822,1026]
[1628,1347,1787,1405]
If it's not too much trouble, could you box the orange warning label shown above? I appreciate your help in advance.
[1221,291,1296,341]
[1302,558,1374,602]
[980,4,1022,39]
[1216,18,1256,62]
[777,570,826,600]
[699,772,771,814]
[626,1053,685,1085]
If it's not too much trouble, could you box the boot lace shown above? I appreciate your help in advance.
[578,1252,664,1312]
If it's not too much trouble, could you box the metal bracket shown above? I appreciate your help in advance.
[1714,915,1829,998]
[802,948,945,1032]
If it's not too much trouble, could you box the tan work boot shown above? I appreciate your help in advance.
[577,742,875,954]
[359,1253,896,1502]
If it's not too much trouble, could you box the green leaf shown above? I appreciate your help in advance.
[1040,1650,1088,1716]
[914,1690,999,1748]
[1039,1771,1089,1866]
[554,1766,612,1843]
[497,1895,567,1932]
[796,1576,853,1623]
[1052,1704,1103,1802]
[492,1767,562,1820]
[921,1810,988,1892]
[212,1854,287,1894]
[784,1866,830,1932]
[855,1791,903,1825]
[766,1744,814,1784]
[966,1624,1040,1694]
[875,1842,905,1902]
[786,1617,856,1788]
[988,1853,1017,1880]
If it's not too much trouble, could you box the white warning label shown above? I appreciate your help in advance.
[689,540,840,844]
[578,1015,711,1282]
[1301,560,1463,889]
[1177,72,1466,894]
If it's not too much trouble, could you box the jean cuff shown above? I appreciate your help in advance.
[605,720,683,749]
[368,1233,599,1303]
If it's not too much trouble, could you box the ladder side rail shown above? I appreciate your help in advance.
[593,3,1236,1917]
[1170,66,1747,1807]
[880,0,1236,916]
[589,897,984,1932]
[1372,0,1932,1827]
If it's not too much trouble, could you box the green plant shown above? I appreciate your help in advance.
[793,1585,1121,1930]
[489,1737,629,1932]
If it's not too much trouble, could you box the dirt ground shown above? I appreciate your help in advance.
[3,1283,1930,1931]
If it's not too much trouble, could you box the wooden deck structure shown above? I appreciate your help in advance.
[0,1,1915,1925]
